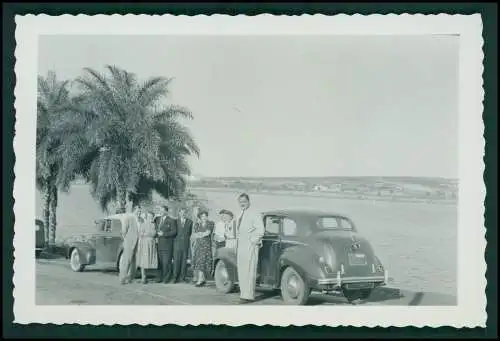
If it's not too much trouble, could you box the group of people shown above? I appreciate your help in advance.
[118,205,193,285]
[118,193,265,303]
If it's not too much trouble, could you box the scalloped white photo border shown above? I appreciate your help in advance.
[13,14,486,327]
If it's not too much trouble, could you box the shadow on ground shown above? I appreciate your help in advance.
[37,249,66,260]
[367,287,405,302]
[307,287,405,306]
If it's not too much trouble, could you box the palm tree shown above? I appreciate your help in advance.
[37,71,70,246]
[56,65,199,213]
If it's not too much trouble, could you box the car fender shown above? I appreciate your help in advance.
[66,241,96,265]
[213,247,238,282]
[279,246,324,286]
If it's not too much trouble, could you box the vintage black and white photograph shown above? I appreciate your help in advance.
[13,14,485,327]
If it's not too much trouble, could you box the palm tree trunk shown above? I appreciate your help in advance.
[43,187,50,247]
[48,185,58,245]
[116,187,127,213]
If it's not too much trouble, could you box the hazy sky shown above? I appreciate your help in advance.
[38,35,459,178]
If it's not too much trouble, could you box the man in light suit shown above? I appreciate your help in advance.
[119,205,141,285]
[236,193,265,303]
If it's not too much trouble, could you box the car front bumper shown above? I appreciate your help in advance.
[315,270,388,290]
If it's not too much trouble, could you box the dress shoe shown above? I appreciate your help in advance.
[238,298,254,304]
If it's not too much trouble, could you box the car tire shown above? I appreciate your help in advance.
[35,250,42,258]
[70,248,85,272]
[214,260,235,294]
[343,288,372,303]
[280,267,311,305]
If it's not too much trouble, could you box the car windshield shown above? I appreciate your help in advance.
[316,216,354,230]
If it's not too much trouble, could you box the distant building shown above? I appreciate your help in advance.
[312,184,328,191]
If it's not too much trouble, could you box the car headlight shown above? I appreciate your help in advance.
[35,225,40,232]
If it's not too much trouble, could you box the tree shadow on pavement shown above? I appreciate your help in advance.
[37,250,65,260]
[81,268,118,274]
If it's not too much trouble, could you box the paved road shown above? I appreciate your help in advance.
[36,257,456,306]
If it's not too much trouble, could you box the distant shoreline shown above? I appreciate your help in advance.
[67,183,458,206]
[189,186,458,206]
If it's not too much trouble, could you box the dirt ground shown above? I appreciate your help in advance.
[36,255,456,306]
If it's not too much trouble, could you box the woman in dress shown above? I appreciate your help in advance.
[190,210,214,287]
[188,206,201,276]
[136,210,158,284]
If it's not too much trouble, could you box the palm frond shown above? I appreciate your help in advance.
[152,104,193,121]
[136,76,173,107]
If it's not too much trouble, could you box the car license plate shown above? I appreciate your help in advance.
[345,282,375,290]
[348,252,368,265]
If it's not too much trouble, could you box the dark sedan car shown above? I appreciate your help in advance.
[64,213,126,272]
[65,213,191,276]
[213,209,388,305]
[35,219,45,257]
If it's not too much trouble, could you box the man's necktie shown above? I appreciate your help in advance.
[237,211,245,233]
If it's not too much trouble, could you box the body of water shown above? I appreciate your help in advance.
[35,185,457,296]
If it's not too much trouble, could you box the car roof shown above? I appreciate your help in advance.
[262,209,350,220]
[97,213,129,223]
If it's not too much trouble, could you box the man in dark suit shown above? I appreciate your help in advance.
[156,205,177,283]
[172,207,193,283]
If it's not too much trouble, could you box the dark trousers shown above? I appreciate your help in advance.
[158,248,174,282]
[173,246,189,282]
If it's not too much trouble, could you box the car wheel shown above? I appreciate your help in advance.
[35,250,42,258]
[70,248,85,272]
[343,288,372,303]
[280,267,311,305]
[214,260,235,294]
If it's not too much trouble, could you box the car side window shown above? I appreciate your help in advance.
[282,218,298,237]
[96,220,106,231]
[110,219,122,234]
[265,216,281,235]
[103,220,111,232]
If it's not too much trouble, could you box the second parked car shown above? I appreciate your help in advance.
[64,213,191,276]
[213,209,388,305]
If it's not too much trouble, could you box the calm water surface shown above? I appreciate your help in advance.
[36,186,457,296]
